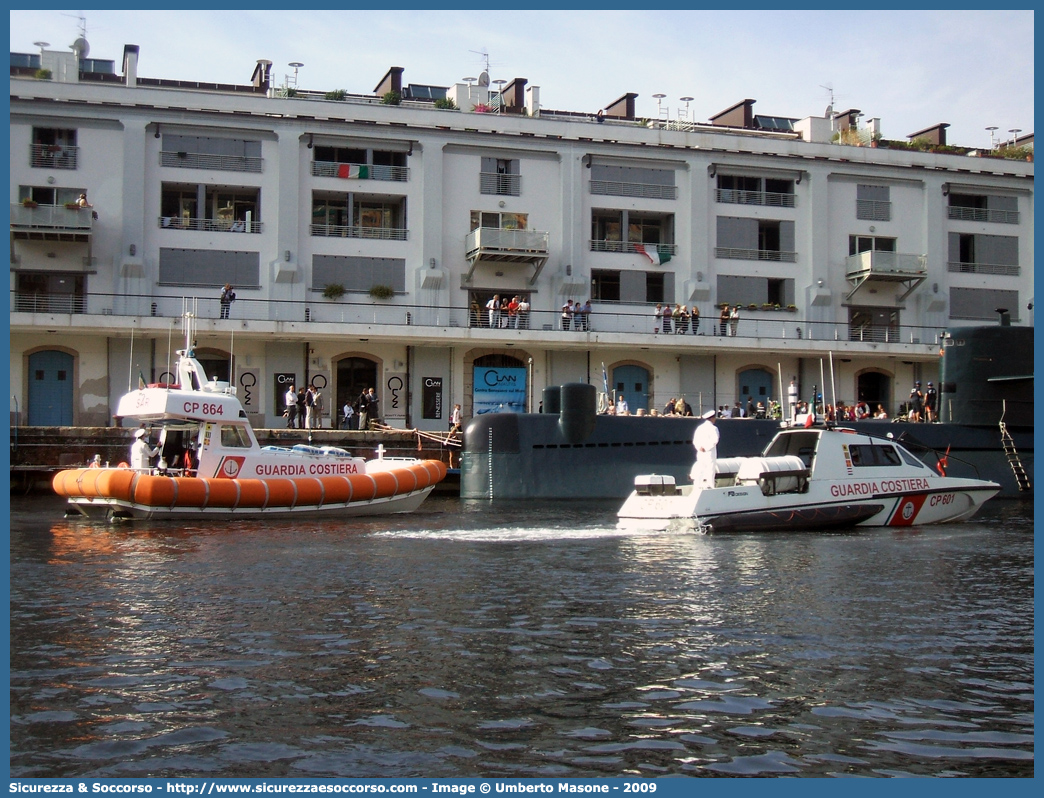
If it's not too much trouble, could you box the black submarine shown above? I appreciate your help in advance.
[460,322,1032,500]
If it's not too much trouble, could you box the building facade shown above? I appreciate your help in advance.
[10,44,1034,429]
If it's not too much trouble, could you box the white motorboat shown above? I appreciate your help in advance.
[617,426,999,533]
[54,314,446,521]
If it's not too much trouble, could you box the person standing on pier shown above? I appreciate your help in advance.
[284,384,298,428]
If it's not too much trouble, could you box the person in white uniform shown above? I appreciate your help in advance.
[129,428,160,471]
[690,409,720,488]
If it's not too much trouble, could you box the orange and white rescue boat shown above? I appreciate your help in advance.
[54,316,446,521]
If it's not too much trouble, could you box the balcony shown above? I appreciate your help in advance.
[464,227,550,285]
[30,143,78,170]
[14,291,86,314]
[310,224,408,241]
[844,251,927,302]
[715,246,796,263]
[480,172,521,196]
[716,188,795,208]
[856,199,891,221]
[947,260,1020,277]
[590,240,678,259]
[159,217,263,233]
[311,161,409,182]
[11,203,94,236]
[160,150,263,173]
[590,180,676,200]
[947,206,1020,224]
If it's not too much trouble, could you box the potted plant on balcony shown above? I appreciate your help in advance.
[65,201,81,210]
[21,197,38,208]
[322,283,346,300]
[369,284,395,300]
[433,97,458,110]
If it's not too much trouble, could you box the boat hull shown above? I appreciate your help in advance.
[54,460,447,521]
[617,483,999,534]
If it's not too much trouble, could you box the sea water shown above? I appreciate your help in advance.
[9,494,1033,778]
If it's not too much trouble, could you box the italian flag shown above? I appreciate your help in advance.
[635,243,672,265]
[337,164,371,179]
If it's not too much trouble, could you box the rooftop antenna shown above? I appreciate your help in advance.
[820,83,836,133]
[62,12,89,58]
[284,61,304,92]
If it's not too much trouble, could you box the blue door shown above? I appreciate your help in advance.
[28,350,74,426]
[738,368,774,409]
[613,365,649,413]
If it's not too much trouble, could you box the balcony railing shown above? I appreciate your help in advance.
[715,246,797,262]
[158,217,263,233]
[844,250,927,302]
[30,143,78,169]
[10,289,952,360]
[310,224,408,241]
[590,240,678,256]
[590,180,677,200]
[160,150,263,173]
[10,203,94,232]
[947,260,1020,276]
[14,292,87,314]
[845,251,927,279]
[310,161,409,182]
[479,172,521,196]
[716,188,796,208]
[856,199,891,221]
[465,227,549,259]
[947,206,1020,224]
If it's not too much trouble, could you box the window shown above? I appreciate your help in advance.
[469,211,527,231]
[848,308,900,342]
[848,444,902,468]
[312,194,407,239]
[220,425,252,448]
[160,184,259,232]
[717,275,795,307]
[480,157,521,196]
[311,255,406,294]
[591,270,620,301]
[949,288,1019,321]
[158,248,260,288]
[856,185,891,221]
[311,147,408,181]
[592,270,671,304]
[716,175,795,207]
[160,134,262,173]
[19,186,84,206]
[31,127,78,169]
[948,193,1018,224]
[590,164,676,199]
[947,233,1019,276]
[849,235,897,255]
[591,210,675,253]
[716,217,796,261]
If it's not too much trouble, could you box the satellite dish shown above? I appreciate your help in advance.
[478,71,489,87]
[71,36,89,58]
[825,104,833,118]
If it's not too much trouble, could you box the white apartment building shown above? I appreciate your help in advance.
[10,43,1033,430]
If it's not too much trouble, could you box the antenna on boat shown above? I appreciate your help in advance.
[229,327,236,391]
[776,362,785,424]
[165,320,173,385]
[127,323,135,392]
[819,358,827,422]
[829,351,837,420]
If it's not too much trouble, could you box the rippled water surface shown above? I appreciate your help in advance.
[9,494,1034,778]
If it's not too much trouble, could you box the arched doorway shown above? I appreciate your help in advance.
[856,370,891,414]
[473,354,527,414]
[738,367,775,409]
[28,350,74,426]
[612,364,650,413]
[336,356,379,428]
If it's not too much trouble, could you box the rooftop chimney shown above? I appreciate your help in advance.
[501,78,527,114]
[604,93,638,121]
[252,59,272,92]
[122,44,139,87]
[374,67,404,97]
[710,99,756,128]
[908,122,949,146]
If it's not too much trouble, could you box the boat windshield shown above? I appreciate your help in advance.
[764,431,820,469]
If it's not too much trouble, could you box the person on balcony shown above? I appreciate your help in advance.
[76,193,92,209]
[220,283,236,319]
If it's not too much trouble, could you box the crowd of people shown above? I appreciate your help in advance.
[469,295,533,329]
[653,303,700,335]
[561,299,593,331]
[282,383,328,429]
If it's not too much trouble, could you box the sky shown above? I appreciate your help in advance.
[8,8,1035,149]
